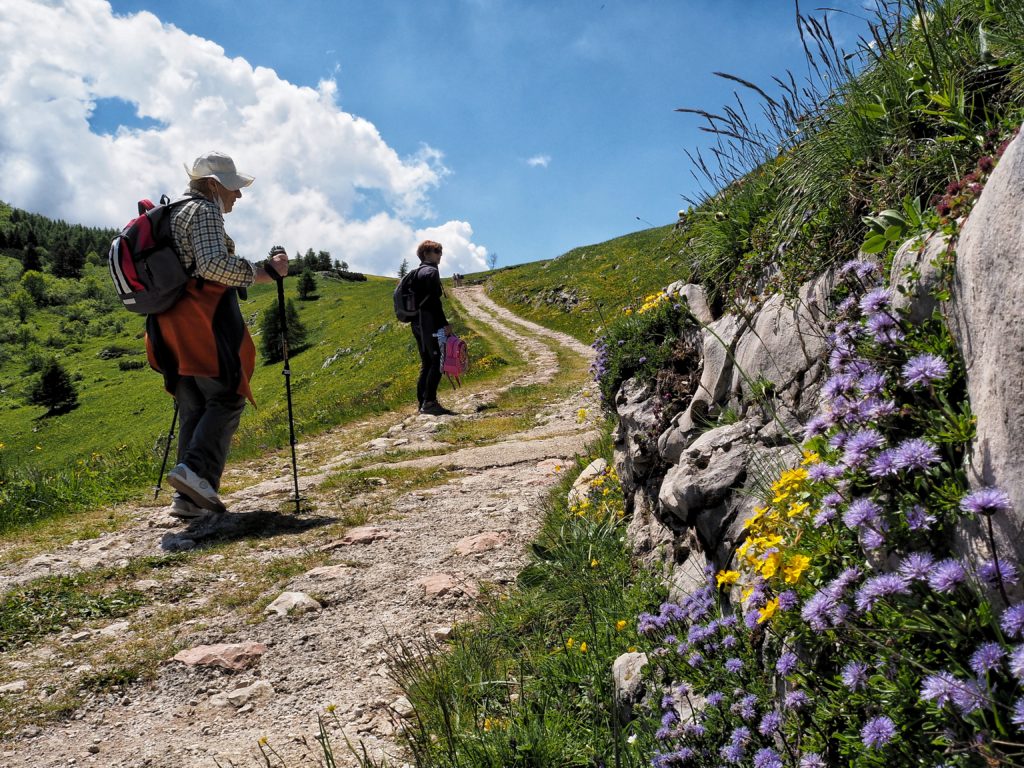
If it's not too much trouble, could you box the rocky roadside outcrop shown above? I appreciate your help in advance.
[612,124,1024,592]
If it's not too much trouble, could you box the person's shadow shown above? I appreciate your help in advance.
[160,507,334,551]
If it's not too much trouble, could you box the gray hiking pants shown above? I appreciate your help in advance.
[175,376,245,491]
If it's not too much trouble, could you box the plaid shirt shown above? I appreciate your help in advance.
[170,193,256,287]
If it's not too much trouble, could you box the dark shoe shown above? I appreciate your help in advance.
[420,401,455,416]
[167,463,227,513]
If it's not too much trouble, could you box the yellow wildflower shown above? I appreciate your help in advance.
[760,552,781,579]
[580,642,588,653]
[615,620,627,631]
[783,554,811,584]
[591,558,599,568]
[566,637,574,648]
[577,408,588,423]
[715,569,740,588]
[627,646,637,653]
[801,451,821,466]
[758,598,779,624]
[787,501,810,518]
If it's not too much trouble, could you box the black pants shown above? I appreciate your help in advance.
[412,326,441,405]
[175,376,245,490]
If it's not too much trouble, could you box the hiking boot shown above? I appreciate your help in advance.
[420,400,455,416]
[168,493,205,521]
[167,463,227,513]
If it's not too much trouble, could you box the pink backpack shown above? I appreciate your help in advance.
[441,333,469,388]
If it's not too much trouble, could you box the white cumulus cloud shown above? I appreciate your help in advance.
[526,154,551,168]
[0,0,485,276]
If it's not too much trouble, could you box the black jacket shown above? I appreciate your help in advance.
[410,262,448,333]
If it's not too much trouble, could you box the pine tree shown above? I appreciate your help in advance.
[259,299,308,364]
[28,358,79,415]
[21,245,42,274]
[52,242,84,279]
[398,258,409,279]
[316,250,332,270]
[297,268,318,300]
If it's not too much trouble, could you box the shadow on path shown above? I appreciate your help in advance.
[160,509,335,550]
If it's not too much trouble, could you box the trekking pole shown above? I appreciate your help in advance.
[266,261,303,515]
[153,400,179,500]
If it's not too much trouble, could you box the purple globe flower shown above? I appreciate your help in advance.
[928,559,967,593]
[861,716,896,748]
[802,591,838,632]
[706,691,725,707]
[1001,604,1024,639]
[738,695,758,720]
[902,353,949,387]
[1013,698,1024,729]
[860,527,886,550]
[687,651,705,668]
[776,652,799,676]
[785,690,810,710]
[725,658,744,674]
[803,415,831,439]
[904,504,935,531]
[961,487,1013,516]
[868,449,899,478]
[892,438,942,472]
[921,671,960,707]
[758,710,782,736]
[842,428,886,468]
[970,642,1006,676]
[841,660,870,691]
[859,288,892,314]
[753,747,783,768]
[844,497,882,530]
[952,678,986,715]
[854,573,911,612]
[979,559,1020,588]
[778,590,799,611]
[858,370,887,395]
[813,509,837,528]
[897,552,935,581]
[722,634,738,649]
[800,754,826,768]
[1011,646,1024,682]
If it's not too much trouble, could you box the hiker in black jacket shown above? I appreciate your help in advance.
[411,240,454,416]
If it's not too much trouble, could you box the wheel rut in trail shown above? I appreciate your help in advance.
[0,287,599,768]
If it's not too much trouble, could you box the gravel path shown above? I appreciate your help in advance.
[0,287,598,768]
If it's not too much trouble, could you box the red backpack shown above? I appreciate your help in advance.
[441,333,469,388]
[108,196,192,315]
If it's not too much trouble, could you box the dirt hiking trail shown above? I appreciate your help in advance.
[0,287,597,768]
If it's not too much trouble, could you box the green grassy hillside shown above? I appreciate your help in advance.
[0,257,517,529]
[473,225,688,344]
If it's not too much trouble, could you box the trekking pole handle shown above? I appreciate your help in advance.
[264,262,284,282]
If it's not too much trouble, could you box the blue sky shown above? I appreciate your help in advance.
[1,0,870,276]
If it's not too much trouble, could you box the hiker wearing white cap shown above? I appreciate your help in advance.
[145,151,290,520]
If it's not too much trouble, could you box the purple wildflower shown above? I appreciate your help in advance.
[744,611,761,630]
[753,747,783,768]
[841,660,870,691]
[823,491,845,507]
[706,691,724,707]
[860,288,892,314]
[800,754,826,768]
[807,461,837,482]
[738,695,758,720]
[759,710,782,736]
[860,527,886,550]
[1011,699,1024,730]
[687,651,704,668]
[785,690,810,710]
[777,652,799,676]
[682,723,704,738]
[828,430,850,450]
[1001,604,1024,639]
[858,371,887,395]
[979,559,1020,588]
[892,438,942,472]
[952,678,986,715]
[863,396,898,420]
[842,428,886,467]
[778,590,799,611]
[1011,646,1024,682]
[829,567,863,595]
[902,353,949,387]
[898,552,935,581]
[868,449,900,478]
[970,642,1005,676]
[904,504,935,531]
[725,658,744,674]
[813,509,837,528]
[854,574,911,612]
[803,414,831,439]
[861,716,896,748]
[928,559,967,593]
[802,591,837,632]
[722,634,738,649]
[961,487,1013,517]
[844,498,882,530]
[921,671,960,707]
[660,710,679,728]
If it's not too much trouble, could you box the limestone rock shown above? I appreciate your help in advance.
[612,652,648,724]
[567,458,608,507]
[265,591,322,617]
[665,281,714,324]
[305,564,352,580]
[0,680,28,694]
[949,124,1024,560]
[172,642,268,671]
[210,680,274,709]
[337,526,392,546]
[891,232,948,324]
[415,574,477,599]
[613,379,659,487]
[454,531,508,556]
